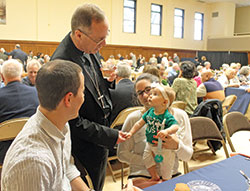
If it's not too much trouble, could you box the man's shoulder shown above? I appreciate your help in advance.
[51,33,76,61]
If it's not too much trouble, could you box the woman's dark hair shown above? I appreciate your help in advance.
[180,61,196,79]
[132,73,159,105]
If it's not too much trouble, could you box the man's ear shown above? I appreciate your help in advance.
[64,92,73,107]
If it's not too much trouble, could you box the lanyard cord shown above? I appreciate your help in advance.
[82,55,106,109]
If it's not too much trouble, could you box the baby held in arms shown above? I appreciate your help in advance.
[125,83,179,181]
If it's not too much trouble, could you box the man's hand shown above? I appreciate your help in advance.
[116,131,128,144]
[152,134,179,150]
[107,67,117,82]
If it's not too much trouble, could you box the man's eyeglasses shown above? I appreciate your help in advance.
[136,86,151,97]
[78,28,109,45]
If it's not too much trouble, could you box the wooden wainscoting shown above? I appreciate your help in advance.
[0,39,197,61]
[0,40,59,57]
[100,44,197,61]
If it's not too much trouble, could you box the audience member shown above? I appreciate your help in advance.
[167,63,179,86]
[117,53,124,61]
[3,44,28,64]
[222,63,229,72]
[218,68,240,88]
[130,52,137,68]
[50,4,126,190]
[22,59,41,86]
[136,54,145,69]
[157,64,169,86]
[1,60,90,191]
[157,53,163,64]
[172,61,197,115]
[173,53,180,64]
[238,66,250,84]
[197,70,225,101]
[193,57,200,67]
[193,68,202,87]
[200,56,207,67]
[143,65,160,79]
[204,61,211,70]
[28,50,33,59]
[149,54,157,65]
[110,62,137,124]
[0,48,8,61]
[0,59,39,164]
[161,52,168,67]
[43,54,50,63]
[117,73,193,188]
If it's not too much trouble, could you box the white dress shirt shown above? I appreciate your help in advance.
[1,109,80,191]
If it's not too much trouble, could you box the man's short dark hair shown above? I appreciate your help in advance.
[71,3,105,33]
[36,60,82,111]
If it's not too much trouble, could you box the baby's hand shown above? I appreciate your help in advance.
[124,132,133,139]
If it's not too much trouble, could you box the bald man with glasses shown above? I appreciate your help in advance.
[51,3,126,191]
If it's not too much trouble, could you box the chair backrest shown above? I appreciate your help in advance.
[110,106,144,129]
[171,101,187,110]
[183,116,229,173]
[0,118,29,141]
[222,95,237,115]
[190,116,224,142]
[223,111,250,153]
[223,111,250,137]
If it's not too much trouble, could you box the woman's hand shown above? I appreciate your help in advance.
[152,134,179,150]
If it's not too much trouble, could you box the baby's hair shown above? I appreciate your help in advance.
[162,86,176,107]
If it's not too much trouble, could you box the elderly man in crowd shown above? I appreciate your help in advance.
[22,59,41,86]
[51,3,126,190]
[0,59,39,164]
[197,70,225,101]
[218,67,240,89]
[1,60,90,191]
[110,62,137,124]
[3,44,28,65]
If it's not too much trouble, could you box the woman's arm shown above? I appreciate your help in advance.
[117,111,145,165]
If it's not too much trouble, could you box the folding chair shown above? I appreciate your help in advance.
[0,117,29,168]
[223,111,250,153]
[171,101,187,110]
[183,117,229,174]
[108,106,143,185]
[222,95,237,116]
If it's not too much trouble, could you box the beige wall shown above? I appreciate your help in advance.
[207,36,250,51]
[235,6,250,34]
[208,2,235,38]
[0,0,239,51]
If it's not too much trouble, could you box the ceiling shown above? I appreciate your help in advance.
[198,0,250,7]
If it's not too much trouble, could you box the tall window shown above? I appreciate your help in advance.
[151,4,162,36]
[194,12,204,40]
[174,8,184,38]
[123,0,136,33]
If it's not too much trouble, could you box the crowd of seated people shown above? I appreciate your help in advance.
[101,52,250,117]
[1,45,250,190]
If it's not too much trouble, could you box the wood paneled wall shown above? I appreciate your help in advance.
[0,39,196,62]
[99,45,197,62]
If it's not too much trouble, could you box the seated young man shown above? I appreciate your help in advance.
[1,60,91,191]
